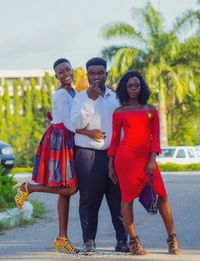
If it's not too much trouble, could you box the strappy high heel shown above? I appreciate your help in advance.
[129,236,148,255]
[167,233,181,255]
[13,182,29,209]
[54,236,79,254]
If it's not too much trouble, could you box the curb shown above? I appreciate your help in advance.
[12,171,200,177]
[0,201,33,226]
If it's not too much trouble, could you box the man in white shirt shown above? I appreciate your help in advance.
[70,57,128,254]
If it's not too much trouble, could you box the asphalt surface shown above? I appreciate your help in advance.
[0,173,200,261]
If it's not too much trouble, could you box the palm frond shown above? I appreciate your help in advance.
[100,45,129,62]
[172,35,200,69]
[108,47,140,80]
[101,22,144,42]
[172,9,200,36]
[134,2,164,40]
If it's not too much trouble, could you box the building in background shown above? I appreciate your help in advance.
[0,69,55,96]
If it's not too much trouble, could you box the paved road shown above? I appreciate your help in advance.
[0,173,200,261]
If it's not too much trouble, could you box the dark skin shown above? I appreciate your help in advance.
[87,64,107,99]
[55,62,74,90]
[109,77,157,184]
[55,62,105,141]
[81,64,108,141]
[108,76,179,251]
[19,63,105,244]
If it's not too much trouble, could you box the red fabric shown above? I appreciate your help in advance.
[108,110,166,202]
[32,123,77,189]
[46,111,53,121]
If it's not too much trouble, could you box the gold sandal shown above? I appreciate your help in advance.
[54,236,79,254]
[129,236,148,255]
[167,233,181,255]
[13,182,29,209]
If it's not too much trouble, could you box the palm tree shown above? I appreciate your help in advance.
[101,2,200,146]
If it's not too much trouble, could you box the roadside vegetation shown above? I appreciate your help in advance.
[11,163,200,175]
[0,168,46,232]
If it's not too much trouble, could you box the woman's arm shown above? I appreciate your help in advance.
[146,152,157,175]
[108,156,118,184]
[107,111,122,184]
[146,108,161,175]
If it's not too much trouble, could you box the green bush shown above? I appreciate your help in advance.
[0,168,17,212]
[30,199,46,219]
[158,163,200,172]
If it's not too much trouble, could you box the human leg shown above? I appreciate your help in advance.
[121,201,136,238]
[158,196,181,255]
[14,182,76,209]
[54,195,79,254]
[75,148,106,245]
[57,195,70,238]
[121,201,147,255]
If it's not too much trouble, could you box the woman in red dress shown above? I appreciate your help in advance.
[108,71,181,255]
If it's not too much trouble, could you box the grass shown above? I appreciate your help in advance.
[30,199,46,219]
[0,199,46,233]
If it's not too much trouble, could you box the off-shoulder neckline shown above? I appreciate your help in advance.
[114,109,156,113]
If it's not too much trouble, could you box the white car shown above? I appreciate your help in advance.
[194,146,200,157]
[156,146,200,165]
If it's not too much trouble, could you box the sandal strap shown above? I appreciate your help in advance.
[55,236,79,254]
[129,236,147,255]
[167,233,181,255]
[16,191,28,203]
[57,236,67,240]
[23,182,29,194]
[63,239,76,252]
[14,183,29,208]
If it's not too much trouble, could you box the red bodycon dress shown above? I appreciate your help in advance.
[108,110,167,202]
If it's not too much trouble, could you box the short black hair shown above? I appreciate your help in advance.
[53,58,71,70]
[86,57,107,70]
[116,71,150,105]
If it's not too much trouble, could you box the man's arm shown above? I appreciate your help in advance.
[71,83,101,129]
[70,94,96,129]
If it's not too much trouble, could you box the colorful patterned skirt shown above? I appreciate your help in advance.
[32,123,77,189]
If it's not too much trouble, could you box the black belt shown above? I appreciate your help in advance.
[75,146,108,152]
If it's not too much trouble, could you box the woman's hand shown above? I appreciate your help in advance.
[108,166,118,184]
[108,156,118,184]
[146,158,156,175]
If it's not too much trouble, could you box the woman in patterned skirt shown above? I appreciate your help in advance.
[14,58,105,254]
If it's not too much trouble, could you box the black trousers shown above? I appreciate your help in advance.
[75,146,127,243]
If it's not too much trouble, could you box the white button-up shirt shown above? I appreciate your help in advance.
[70,87,119,150]
[51,88,76,132]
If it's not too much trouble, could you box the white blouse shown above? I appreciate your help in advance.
[51,88,76,132]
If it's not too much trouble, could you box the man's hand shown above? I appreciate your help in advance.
[87,80,101,100]
[76,128,106,142]
[86,129,106,141]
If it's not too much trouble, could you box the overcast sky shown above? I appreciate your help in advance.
[0,0,198,70]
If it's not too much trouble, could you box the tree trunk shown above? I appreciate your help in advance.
[158,82,168,147]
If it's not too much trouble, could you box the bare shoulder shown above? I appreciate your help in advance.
[147,104,157,111]
[114,106,125,112]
